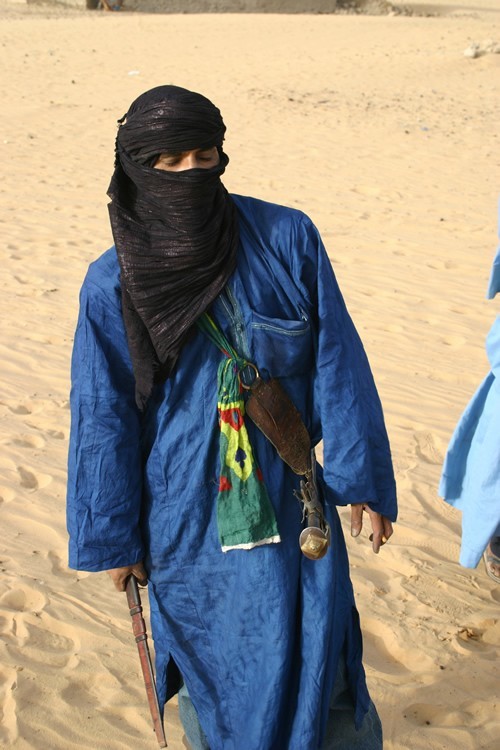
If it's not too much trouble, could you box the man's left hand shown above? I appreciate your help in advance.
[350,504,393,553]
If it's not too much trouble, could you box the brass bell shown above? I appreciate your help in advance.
[299,526,329,561]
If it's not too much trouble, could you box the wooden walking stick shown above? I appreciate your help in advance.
[126,575,167,747]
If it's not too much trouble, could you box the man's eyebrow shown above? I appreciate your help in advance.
[158,150,183,158]
[157,147,216,160]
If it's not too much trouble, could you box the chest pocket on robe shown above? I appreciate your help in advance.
[249,308,314,378]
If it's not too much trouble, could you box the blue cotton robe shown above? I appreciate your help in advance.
[67,195,397,750]
[439,204,500,568]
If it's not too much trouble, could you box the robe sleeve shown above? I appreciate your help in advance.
[67,265,144,571]
[295,216,397,520]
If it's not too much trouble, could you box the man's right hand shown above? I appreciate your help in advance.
[107,561,148,592]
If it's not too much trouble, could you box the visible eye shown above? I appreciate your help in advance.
[198,148,218,161]
[155,153,182,168]
[159,156,180,167]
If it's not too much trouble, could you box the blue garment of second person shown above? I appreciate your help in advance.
[439,315,500,567]
[439,198,500,567]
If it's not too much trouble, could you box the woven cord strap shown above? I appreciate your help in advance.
[197,312,280,552]
[197,312,241,361]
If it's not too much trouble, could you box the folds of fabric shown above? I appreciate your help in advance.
[439,316,500,567]
[197,313,281,551]
[439,198,500,567]
[115,84,227,163]
[107,85,239,408]
[67,195,397,750]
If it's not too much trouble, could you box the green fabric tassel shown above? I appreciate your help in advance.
[198,314,280,552]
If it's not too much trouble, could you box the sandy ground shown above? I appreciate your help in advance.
[0,1,499,748]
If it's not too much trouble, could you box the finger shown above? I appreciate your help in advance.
[382,518,394,541]
[132,563,148,587]
[107,569,128,592]
[350,504,364,537]
[369,516,394,552]
[366,510,384,553]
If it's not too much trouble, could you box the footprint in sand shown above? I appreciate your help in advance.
[0,401,32,416]
[0,400,51,417]
[0,585,47,614]
[46,429,65,440]
[413,431,444,465]
[11,434,46,450]
[453,621,500,654]
[12,273,47,292]
[403,699,491,728]
[17,466,52,491]
[362,617,434,675]
[19,621,77,669]
[1,587,77,669]
[60,668,126,712]
[13,274,44,286]
[48,550,74,578]
[17,467,38,490]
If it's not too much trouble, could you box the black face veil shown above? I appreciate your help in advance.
[107,85,239,410]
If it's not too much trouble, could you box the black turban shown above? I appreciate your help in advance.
[107,85,239,410]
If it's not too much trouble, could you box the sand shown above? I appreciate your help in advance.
[0,1,499,748]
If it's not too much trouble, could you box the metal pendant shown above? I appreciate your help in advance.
[299,524,330,560]
[294,450,331,561]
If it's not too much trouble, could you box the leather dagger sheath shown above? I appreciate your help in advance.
[126,575,167,748]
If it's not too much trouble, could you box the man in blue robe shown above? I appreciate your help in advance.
[67,85,397,749]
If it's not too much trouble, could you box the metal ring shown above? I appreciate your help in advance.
[369,533,388,545]
[239,362,260,390]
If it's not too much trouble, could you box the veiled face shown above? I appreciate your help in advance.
[154,146,220,172]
